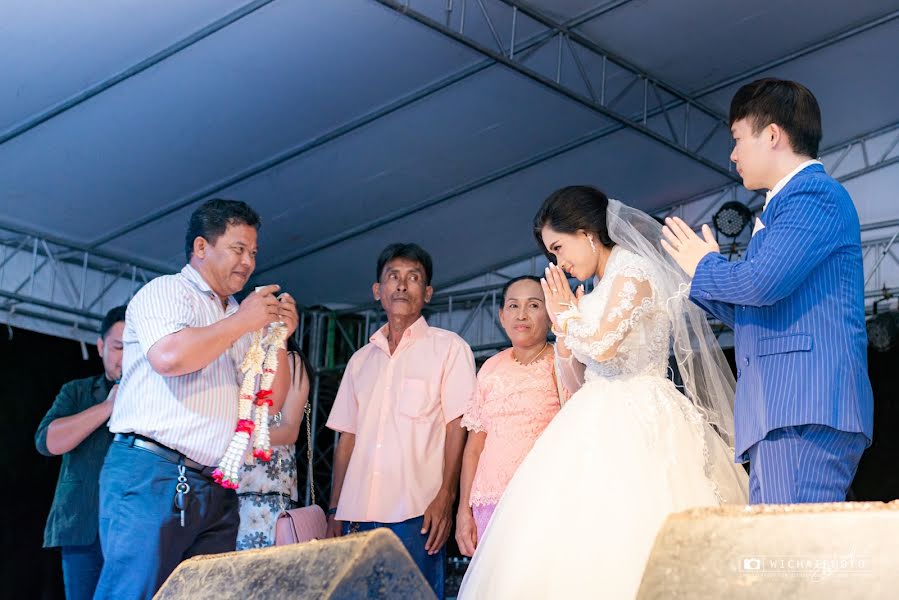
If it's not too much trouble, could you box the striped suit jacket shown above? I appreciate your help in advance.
[690,163,874,460]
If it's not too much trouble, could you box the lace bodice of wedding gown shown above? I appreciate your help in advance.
[562,246,671,381]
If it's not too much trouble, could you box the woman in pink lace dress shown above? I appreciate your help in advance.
[455,276,584,556]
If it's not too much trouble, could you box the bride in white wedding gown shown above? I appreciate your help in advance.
[458,188,748,599]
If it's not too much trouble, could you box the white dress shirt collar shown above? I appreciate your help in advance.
[764,159,822,211]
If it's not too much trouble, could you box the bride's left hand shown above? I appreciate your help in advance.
[541,264,583,326]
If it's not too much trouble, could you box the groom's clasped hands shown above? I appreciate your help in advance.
[661,217,721,277]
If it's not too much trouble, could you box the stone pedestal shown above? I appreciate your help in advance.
[638,501,899,599]
[155,529,436,600]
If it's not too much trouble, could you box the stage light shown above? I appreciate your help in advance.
[713,201,753,238]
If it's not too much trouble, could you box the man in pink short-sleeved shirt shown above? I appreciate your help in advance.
[325,243,476,599]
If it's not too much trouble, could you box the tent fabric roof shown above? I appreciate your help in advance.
[2,0,898,307]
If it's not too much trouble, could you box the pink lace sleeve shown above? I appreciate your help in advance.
[461,384,488,433]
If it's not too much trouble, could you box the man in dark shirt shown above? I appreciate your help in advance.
[35,305,126,600]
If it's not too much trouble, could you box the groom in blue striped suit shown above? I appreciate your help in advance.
[662,79,873,505]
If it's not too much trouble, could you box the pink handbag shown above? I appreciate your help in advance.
[274,403,328,545]
[274,504,327,545]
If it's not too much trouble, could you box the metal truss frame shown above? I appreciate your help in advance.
[98,0,743,269]
[22,0,882,273]
[427,118,899,295]
[0,226,165,340]
[333,217,899,349]
[658,120,899,225]
[257,1,898,275]
[374,0,738,174]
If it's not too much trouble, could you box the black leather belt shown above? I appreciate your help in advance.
[114,433,217,478]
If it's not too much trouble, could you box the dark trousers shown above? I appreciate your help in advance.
[344,515,445,599]
[60,536,103,600]
[747,424,867,504]
[93,440,239,600]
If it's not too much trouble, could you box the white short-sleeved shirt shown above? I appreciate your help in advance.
[109,264,252,466]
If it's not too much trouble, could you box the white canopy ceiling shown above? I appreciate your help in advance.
[2,0,898,340]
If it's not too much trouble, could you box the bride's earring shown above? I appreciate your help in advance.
[587,235,596,254]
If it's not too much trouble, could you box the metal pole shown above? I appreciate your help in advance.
[510,6,517,58]
[129,265,137,299]
[306,371,321,506]
[29,237,38,297]
[459,293,488,337]
[555,32,562,83]
[297,311,306,351]
[460,0,466,34]
[305,311,325,505]
[865,230,899,285]
[600,55,606,105]
[86,267,127,312]
[79,252,89,309]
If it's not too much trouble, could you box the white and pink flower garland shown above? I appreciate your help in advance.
[213,322,289,489]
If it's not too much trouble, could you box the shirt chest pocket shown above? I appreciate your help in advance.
[398,378,438,419]
[756,333,813,357]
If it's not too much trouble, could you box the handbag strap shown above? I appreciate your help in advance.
[288,351,317,508]
[304,400,316,506]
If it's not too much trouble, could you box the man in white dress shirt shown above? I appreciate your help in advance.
[93,199,298,600]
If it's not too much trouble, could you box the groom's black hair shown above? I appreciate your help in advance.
[729,78,822,158]
[533,185,616,262]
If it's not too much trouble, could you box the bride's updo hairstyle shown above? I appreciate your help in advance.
[532,185,616,260]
